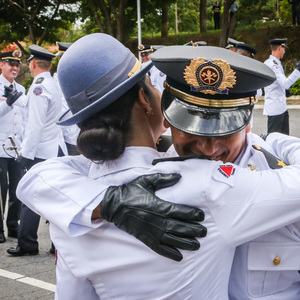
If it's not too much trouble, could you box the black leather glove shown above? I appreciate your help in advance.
[295,60,300,71]
[3,86,23,106]
[101,173,207,262]
[15,155,32,170]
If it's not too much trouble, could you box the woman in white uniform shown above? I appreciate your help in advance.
[17,34,300,299]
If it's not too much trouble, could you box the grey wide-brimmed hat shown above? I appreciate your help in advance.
[151,45,276,136]
[57,33,152,126]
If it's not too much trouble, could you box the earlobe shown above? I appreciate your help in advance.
[164,119,170,128]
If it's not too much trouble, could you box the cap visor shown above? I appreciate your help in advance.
[162,91,253,137]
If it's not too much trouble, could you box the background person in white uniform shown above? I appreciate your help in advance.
[0,50,26,243]
[7,44,62,257]
[138,44,166,94]
[16,34,300,299]
[263,38,300,135]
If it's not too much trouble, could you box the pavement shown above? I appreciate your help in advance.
[0,106,300,299]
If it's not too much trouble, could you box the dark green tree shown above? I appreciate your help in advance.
[0,0,78,48]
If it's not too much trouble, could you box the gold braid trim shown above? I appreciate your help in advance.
[128,59,141,78]
[164,82,258,108]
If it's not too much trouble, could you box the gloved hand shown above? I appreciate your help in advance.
[3,86,23,106]
[295,60,300,71]
[15,155,32,170]
[101,173,207,262]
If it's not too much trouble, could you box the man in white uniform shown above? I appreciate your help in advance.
[16,36,300,299]
[0,50,26,243]
[263,38,300,135]
[54,41,79,156]
[7,45,62,256]
[138,44,166,93]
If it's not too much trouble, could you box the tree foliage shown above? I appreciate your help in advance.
[0,0,78,47]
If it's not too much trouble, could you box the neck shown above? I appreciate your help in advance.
[3,75,13,83]
[126,107,160,150]
[272,51,281,60]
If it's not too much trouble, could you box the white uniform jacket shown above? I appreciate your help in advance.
[20,72,62,160]
[53,72,80,148]
[142,62,166,94]
[0,74,26,158]
[17,134,300,300]
[229,133,300,299]
[263,55,300,116]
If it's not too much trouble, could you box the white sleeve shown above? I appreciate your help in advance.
[16,156,108,236]
[207,162,300,247]
[265,132,300,164]
[271,64,300,90]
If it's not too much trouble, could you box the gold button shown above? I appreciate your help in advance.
[273,257,281,265]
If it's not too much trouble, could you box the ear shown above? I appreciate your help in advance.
[163,119,170,128]
[138,87,151,111]
[245,123,251,133]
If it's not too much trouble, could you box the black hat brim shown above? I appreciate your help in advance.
[162,91,253,137]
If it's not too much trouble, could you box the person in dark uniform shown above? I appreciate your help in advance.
[0,50,26,243]
[7,45,62,256]
[212,0,221,29]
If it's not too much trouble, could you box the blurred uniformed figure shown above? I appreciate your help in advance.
[235,42,257,58]
[138,44,166,93]
[235,42,263,100]
[16,37,300,299]
[226,37,244,52]
[7,44,62,256]
[263,38,300,135]
[184,40,207,46]
[54,41,80,156]
[0,50,26,243]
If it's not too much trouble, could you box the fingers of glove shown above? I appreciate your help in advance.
[160,233,200,251]
[155,201,205,222]
[146,241,183,262]
[136,173,181,191]
[4,86,13,96]
[166,220,207,238]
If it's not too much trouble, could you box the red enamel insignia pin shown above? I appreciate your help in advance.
[218,165,235,178]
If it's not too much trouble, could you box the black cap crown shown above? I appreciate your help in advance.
[151,45,276,136]
[56,42,73,57]
[28,45,55,62]
[137,44,153,54]
[269,38,288,49]
[0,50,23,64]
[236,43,257,57]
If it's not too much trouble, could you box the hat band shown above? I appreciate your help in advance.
[2,57,21,61]
[164,82,258,108]
[66,55,141,115]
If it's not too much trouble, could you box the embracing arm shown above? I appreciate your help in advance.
[16,155,206,261]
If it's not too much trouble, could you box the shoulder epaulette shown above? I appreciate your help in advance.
[252,145,288,169]
[156,135,173,152]
[35,77,44,84]
[152,154,211,165]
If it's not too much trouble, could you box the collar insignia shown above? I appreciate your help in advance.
[184,58,236,95]
[273,60,278,65]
